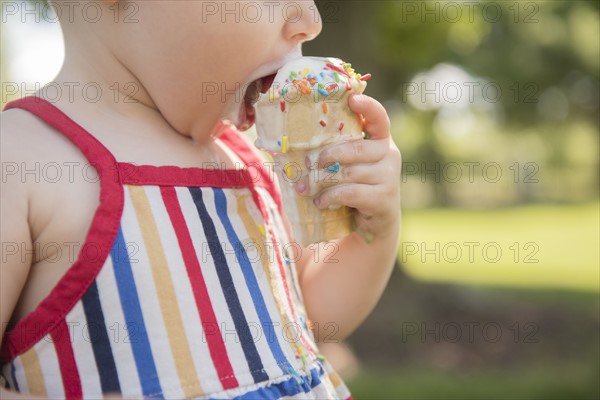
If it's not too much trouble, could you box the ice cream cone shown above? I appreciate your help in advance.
[255,57,371,246]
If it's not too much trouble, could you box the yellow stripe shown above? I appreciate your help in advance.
[128,186,203,397]
[20,347,47,397]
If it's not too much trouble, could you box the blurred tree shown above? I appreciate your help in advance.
[305,0,599,206]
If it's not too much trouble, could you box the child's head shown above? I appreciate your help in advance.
[50,0,322,140]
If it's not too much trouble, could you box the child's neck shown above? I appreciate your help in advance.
[48,43,221,146]
[39,64,237,169]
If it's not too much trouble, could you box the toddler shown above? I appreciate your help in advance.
[0,1,401,398]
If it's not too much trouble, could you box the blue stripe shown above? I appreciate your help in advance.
[10,362,19,392]
[81,281,121,393]
[111,226,163,398]
[213,188,290,373]
[189,187,269,384]
[231,367,323,400]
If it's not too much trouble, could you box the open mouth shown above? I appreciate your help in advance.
[260,73,277,94]
[239,73,277,131]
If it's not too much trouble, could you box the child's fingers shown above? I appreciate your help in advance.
[312,183,384,215]
[348,94,391,141]
[294,163,377,196]
[318,138,388,168]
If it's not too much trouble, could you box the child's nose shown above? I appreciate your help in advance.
[283,1,323,43]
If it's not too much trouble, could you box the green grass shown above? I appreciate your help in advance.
[346,202,599,399]
[347,364,600,399]
[399,202,600,292]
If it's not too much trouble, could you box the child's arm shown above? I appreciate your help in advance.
[0,124,37,398]
[295,94,401,341]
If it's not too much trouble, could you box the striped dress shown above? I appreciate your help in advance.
[0,97,352,399]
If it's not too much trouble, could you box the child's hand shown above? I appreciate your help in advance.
[294,94,401,242]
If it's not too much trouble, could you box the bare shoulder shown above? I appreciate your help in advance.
[1,107,87,166]
[1,106,100,242]
[1,108,50,209]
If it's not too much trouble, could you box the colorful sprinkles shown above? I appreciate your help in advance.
[297,345,307,367]
[287,366,305,385]
[265,58,372,151]
[268,57,370,102]
[257,224,266,237]
[327,162,340,174]
[284,163,294,179]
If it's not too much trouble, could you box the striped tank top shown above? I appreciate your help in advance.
[0,97,352,399]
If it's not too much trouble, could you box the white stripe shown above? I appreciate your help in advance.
[178,187,252,386]
[120,186,183,398]
[147,185,222,394]
[65,302,103,397]
[35,336,64,398]
[96,254,143,397]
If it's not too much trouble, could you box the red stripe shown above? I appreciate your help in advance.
[160,186,239,390]
[118,163,254,189]
[51,321,83,399]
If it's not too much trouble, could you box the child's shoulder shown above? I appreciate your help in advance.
[1,105,98,201]
[2,106,89,167]
[1,106,101,323]
[1,106,100,242]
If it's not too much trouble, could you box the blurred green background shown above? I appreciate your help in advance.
[303,1,599,399]
[2,0,599,399]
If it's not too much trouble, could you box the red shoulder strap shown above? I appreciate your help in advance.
[218,125,284,213]
[1,97,124,361]
[3,97,119,170]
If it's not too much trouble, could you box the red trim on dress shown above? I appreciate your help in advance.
[117,163,252,189]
